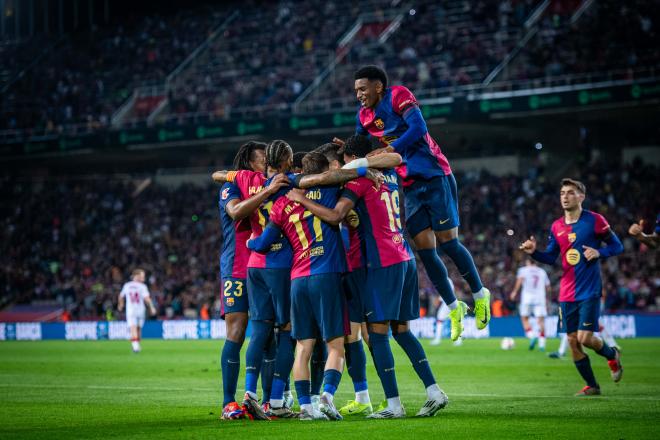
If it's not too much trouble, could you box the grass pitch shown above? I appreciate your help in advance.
[1,338,659,439]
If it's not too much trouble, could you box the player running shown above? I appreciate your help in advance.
[509,258,550,351]
[248,152,349,421]
[288,135,448,418]
[118,268,156,353]
[351,65,490,341]
[520,178,624,396]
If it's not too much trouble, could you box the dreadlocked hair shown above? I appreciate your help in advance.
[232,141,267,171]
[265,139,293,170]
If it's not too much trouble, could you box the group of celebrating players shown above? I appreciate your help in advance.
[205,65,650,421]
[211,66,490,421]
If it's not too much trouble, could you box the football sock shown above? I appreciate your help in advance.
[295,380,311,410]
[434,320,443,340]
[322,369,342,402]
[393,330,436,388]
[346,341,368,394]
[426,383,443,400]
[595,342,616,361]
[438,239,483,294]
[221,340,241,406]
[558,333,568,356]
[270,330,295,407]
[417,249,457,306]
[387,396,403,410]
[261,334,276,403]
[244,320,272,395]
[310,341,327,396]
[574,355,599,388]
[525,327,533,339]
[369,332,399,399]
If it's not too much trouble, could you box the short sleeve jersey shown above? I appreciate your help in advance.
[219,183,252,279]
[120,281,150,316]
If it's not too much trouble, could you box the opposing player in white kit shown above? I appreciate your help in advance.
[509,259,550,351]
[431,278,462,346]
[118,269,157,353]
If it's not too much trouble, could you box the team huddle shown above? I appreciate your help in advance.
[117,65,641,420]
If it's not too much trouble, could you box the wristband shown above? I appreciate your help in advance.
[342,157,369,170]
[357,167,367,177]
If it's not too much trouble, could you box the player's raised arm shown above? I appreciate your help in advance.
[246,222,282,254]
[286,189,354,226]
[225,173,289,221]
[628,219,659,248]
[342,152,402,170]
[212,170,236,184]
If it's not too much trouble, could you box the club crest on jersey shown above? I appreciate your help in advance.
[374,118,385,129]
[392,233,403,244]
[226,297,235,307]
[568,232,577,243]
[221,188,230,200]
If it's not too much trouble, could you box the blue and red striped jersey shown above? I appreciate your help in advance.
[269,186,347,279]
[543,210,615,302]
[218,183,251,279]
[356,85,451,186]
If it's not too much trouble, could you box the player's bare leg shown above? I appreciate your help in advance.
[391,321,448,416]
[318,336,344,420]
[339,322,372,416]
[414,228,468,339]
[537,316,546,351]
[578,330,622,382]
[294,340,326,420]
[130,326,140,353]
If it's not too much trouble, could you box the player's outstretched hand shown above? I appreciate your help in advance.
[286,188,306,203]
[628,219,645,237]
[366,146,395,157]
[332,137,345,147]
[266,173,290,194]
[365,168,384,189]
[519,236,536,254]
[582,245,600,261]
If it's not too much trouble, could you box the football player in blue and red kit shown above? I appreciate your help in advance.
[520,178,624,396]
[351,65,490,341]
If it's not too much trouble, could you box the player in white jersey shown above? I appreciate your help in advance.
[118,269,157,352]
[509,259,550,351]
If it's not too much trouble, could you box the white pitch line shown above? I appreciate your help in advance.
[1,383,658,402]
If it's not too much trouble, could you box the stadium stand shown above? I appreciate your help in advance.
[1,158,657,321]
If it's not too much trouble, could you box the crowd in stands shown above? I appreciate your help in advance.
[4,0,658,134]
[509,0,660,83]
[1,156,657,321]
[0,6,222,134]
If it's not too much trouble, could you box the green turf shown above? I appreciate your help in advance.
[1,338,659,439]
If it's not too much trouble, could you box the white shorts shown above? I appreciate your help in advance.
[519,303,547,318]
[126,315,145,328]
[436,302,451,321]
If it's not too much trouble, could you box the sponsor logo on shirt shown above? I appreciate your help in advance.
[566,248,581,266]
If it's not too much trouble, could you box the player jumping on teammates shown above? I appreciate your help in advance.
[520,178,624,396]
[350,65,490,341]
[118,268,157,353]
[509,258,550,351]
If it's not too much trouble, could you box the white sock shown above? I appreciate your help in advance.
[321,391,334,403]
[386,396,402,410]
[525,329,534,339]
[426,383,442,400]
[434,321,443,340]
[472,288,485,300]
[270,398,284,408]
[131,341,140,351]
[539,337,546,349]
[558,334,568,356]
[355,390,370,404]
[301,403,313,414]
[447,300,458,310]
